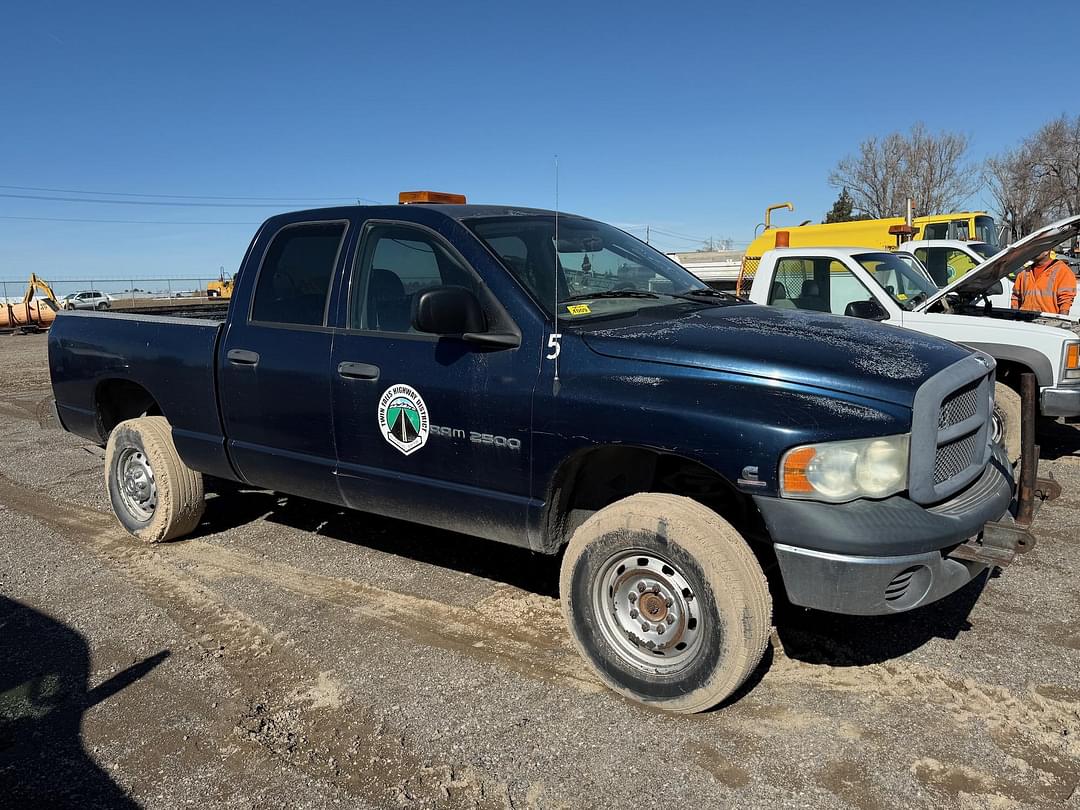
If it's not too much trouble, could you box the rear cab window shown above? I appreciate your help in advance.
[768,256,877,316]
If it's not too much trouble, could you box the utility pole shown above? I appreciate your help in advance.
[645,225,650,244]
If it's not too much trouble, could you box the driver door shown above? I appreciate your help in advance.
[329,220,537,543]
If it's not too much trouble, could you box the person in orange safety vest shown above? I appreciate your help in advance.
[1011,250,1076,315]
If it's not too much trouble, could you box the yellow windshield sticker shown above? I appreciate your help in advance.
[896,293,908,300]
[566,304,592,315]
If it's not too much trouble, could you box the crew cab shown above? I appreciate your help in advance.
[747,216,1080,431]
[49,194,1040,712]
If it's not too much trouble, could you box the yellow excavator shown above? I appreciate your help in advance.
[207,266,233,299]
[1,273,61,331]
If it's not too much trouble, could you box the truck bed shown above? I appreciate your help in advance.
[49,308,232,478]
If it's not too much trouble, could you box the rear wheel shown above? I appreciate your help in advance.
[993,382,1022,468]
[96,301,109,310]
[559,493,771,713]
[105,416,204,542]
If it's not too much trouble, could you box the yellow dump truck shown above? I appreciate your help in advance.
[737,205,999,294]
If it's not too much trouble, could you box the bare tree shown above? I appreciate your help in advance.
[829,123,978,218]
[984,143,1051,242]
[1033,115,1080,218]
[985,114,1080,239]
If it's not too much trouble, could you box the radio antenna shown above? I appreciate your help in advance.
[553,154,561,382]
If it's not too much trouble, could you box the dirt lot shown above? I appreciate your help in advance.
[1,332,1078,809]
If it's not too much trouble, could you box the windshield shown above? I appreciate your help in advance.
[975,216,998,250]
[467,215,721,321]
[854,251,939,310]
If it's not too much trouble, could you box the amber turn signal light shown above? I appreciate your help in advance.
[399,190,468,205]
[780,446,816,494]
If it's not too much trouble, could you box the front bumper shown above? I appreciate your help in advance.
[772,542,990,616]
[1041,385,1080,417]
[755,444,1049,616]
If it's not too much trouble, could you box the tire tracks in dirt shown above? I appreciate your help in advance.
[0,472,549,808]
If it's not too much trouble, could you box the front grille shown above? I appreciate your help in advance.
[940,382,979,428]
[934,433,979,484]
[908,355,994,504]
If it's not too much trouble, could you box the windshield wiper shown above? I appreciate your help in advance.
[561,289,660,303]
[675,288,740,301]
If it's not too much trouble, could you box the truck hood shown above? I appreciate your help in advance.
[916,214,1080,312]
[580,304,970,407]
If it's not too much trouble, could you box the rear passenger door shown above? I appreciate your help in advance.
[219,219,350,503]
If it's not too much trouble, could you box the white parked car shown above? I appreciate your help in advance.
[746,215,1080,447]
[63,291,113,311]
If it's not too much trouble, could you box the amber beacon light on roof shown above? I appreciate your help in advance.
[398,190,468,205]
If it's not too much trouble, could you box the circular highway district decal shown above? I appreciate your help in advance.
[378,384,429,456]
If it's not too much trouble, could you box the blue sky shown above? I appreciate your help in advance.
[1,0,1077,282]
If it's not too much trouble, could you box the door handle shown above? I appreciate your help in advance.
[337,361,380,380]
[227,348,260,366]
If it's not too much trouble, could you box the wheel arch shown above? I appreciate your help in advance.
[540,444,760,554]
[94,378,163,440]
[963,342,1052,390]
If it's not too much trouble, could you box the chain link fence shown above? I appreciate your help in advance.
[0,277,230,309]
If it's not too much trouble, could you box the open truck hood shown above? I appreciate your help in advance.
[916,214,1080,312]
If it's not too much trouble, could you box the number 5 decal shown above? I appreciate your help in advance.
[546,333,562,360]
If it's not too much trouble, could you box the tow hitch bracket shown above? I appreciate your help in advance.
[949,520,1036,568]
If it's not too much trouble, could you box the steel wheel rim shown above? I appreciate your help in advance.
[592,549,705,675]
[991,406,1004,446]
[115,446,157,522]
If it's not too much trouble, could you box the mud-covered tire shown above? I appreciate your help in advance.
[993,382,1022,468]
[559,493,771,713]
[105,416,204,542]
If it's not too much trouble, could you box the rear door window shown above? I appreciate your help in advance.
[251,222,347,326]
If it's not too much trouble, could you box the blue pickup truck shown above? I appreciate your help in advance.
[49,194,1038,712]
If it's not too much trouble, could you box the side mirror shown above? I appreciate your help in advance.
[986,280,1004,296]
[412,286,486,335]
[844,299,889,321]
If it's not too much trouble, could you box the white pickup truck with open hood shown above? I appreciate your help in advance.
[746,215,1080,426]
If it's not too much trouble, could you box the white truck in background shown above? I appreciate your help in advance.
[745,215,1080,452]
[898,238,1080,318]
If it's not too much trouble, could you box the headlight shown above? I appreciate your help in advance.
[1063,342,1080,381]
[780,434,910,502]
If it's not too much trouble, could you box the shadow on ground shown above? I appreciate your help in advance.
[195,479,564,598]
[195,479,996,677]
[0,595,168,809]
[1037,417,1080,461]
[773,571,988,667]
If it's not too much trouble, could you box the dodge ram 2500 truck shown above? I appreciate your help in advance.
[49,194,1039,713]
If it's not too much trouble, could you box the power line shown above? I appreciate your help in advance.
[648,226,712,242]
[0,192,371,208]
[0,215,260,225]
[0,183,379,203]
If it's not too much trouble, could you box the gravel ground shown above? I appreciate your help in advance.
[1,332,1078,809]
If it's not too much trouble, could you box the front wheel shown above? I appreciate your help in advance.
[105,416,205,542]
[559,493,771,713]
[993,382,1022,469]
